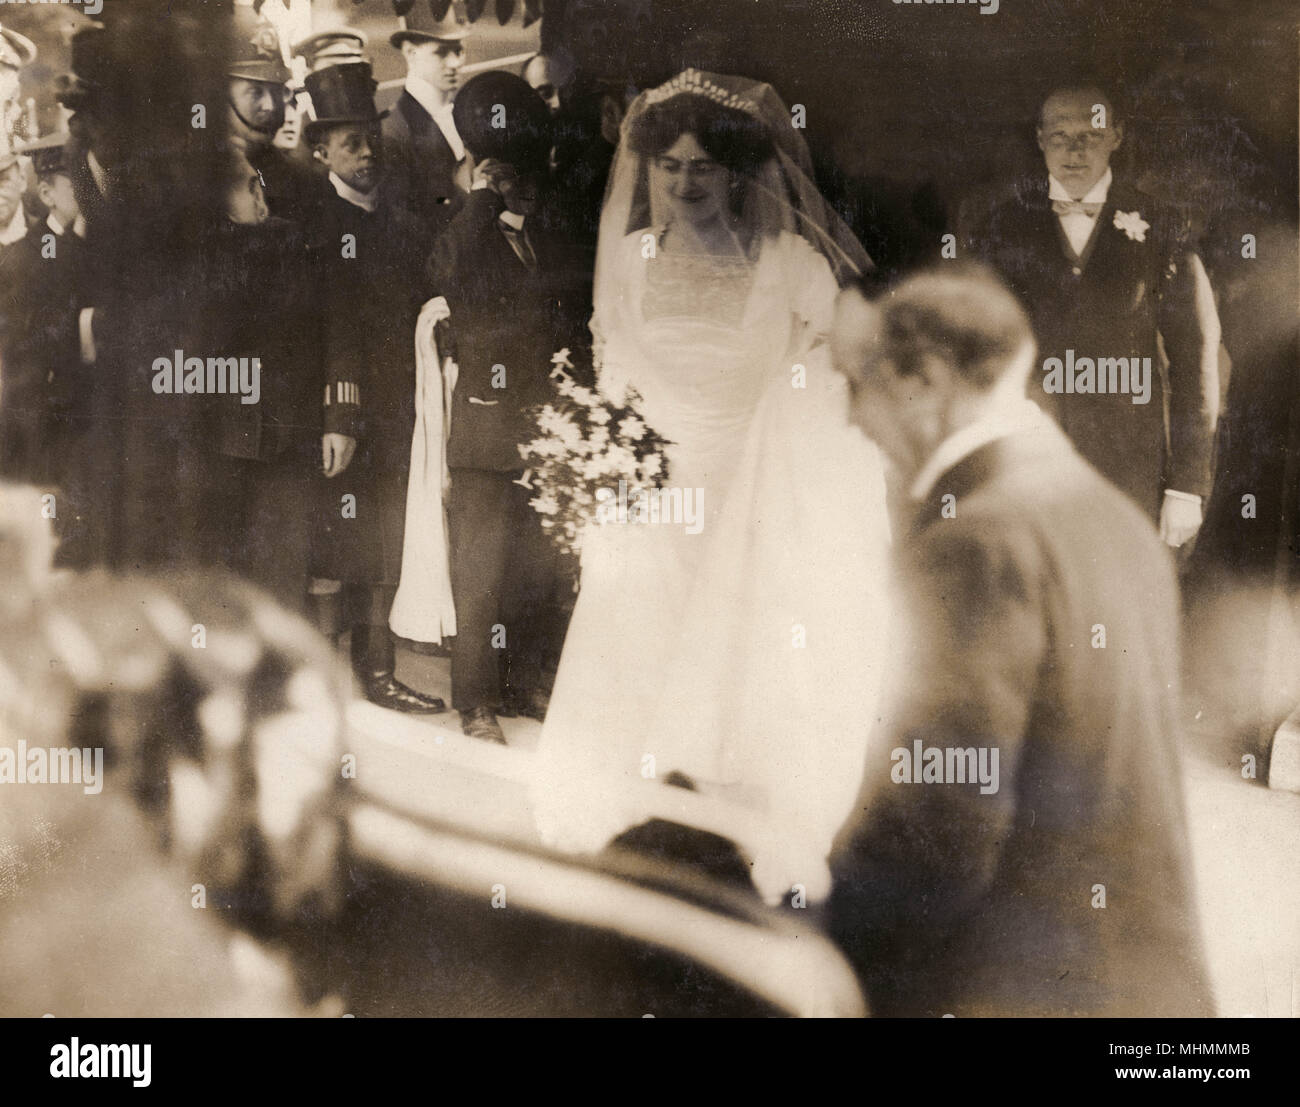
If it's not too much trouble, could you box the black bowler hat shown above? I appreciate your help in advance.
[452,71,553,173]
[303,62,387,142]
[56,23,110,112]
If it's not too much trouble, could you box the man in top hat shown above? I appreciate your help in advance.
[301,61,446,714]
[0,133,87,487]
[228,4,323,226]
[430,71,582,744]
[383,3,472,226]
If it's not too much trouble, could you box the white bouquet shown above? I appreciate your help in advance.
[519,350,672,556]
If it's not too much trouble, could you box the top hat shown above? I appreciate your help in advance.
[389,2,471,48]
[452,71,553,173]
[294,28,369,73]
[303,62,386,140]
[229,5,291,84]
[0,24,37,71]
[56,23,110,112]
[20,132,71,178]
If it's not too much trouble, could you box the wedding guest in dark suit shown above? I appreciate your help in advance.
[382,5,471,227]
[200,151,319,614]
[970,82,1221,546]
[827,265,1214,1017]
[429,72,576,745]
[302,61,444,715]
[0,137,85,486]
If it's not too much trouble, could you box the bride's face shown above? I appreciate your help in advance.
[649,132,730,229]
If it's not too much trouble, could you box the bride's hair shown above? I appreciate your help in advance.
[626,93,776,185]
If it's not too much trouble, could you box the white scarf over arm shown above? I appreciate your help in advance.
[389,297,457,642]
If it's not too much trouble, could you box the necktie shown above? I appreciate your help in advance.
[1052,199,1103,217]
[499,220,537,271]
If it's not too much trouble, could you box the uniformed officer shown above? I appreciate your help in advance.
[303,61,445,714]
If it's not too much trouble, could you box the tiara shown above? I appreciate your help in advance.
[643,69,755,113]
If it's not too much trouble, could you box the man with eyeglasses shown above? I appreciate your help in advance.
[971,82,1220,550]
[383,6,473,227]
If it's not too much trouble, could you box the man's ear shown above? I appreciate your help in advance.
[1110,121,1124,149]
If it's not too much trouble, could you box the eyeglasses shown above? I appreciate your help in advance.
[651,155,724,178]
[1042,130,1109,150]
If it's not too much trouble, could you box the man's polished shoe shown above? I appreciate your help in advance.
[460,706,507,745]
[502,688,550,722]
[360,674,447,714]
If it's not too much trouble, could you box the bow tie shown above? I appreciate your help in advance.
[1052,199,1103,217]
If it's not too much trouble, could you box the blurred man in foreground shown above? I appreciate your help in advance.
[828,265,1213,1016]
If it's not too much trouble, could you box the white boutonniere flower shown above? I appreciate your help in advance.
[1113,210,1149,242]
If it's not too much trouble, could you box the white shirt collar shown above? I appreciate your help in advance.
[0,205,26,246]
[469,180,525,228]
[329,171,379,213]
[404,75,465,162]
[47,212,86,239]
[909,398,1050,502]
[1048,166,1112,205]
[86,150,109,198]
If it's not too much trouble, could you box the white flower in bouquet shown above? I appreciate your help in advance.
[555,417,583,451]
[618,415,647,441]
[531,492,561,516]
[550,348,574,371]
[569,384,597,408]
[589,407,612,426]
[603,443,638,475]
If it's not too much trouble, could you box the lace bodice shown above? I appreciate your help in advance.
[641,249,757,326]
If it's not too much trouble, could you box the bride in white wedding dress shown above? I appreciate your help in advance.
[531,70,892,903]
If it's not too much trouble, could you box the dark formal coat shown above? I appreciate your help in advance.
[55,144,214,571]
[0,219,85,484]
[428,187,583,708]
[246,141,327,228]
[382,90,465,230]
[307,185,433,586]
[428,188,584,472]
[970,178,1220,516]
[199,216,320,609]
[829,418,1215,1017]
